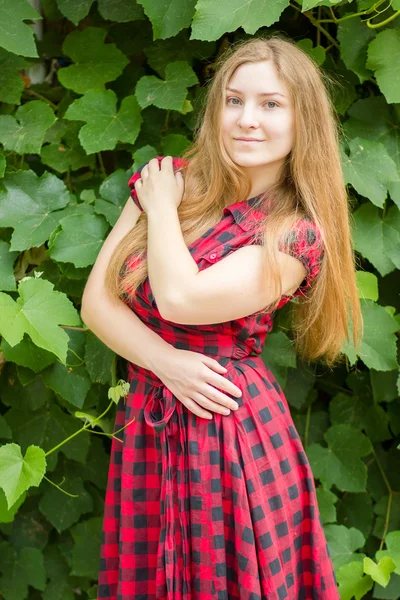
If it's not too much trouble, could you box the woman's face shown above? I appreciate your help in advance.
[221,60,294,191]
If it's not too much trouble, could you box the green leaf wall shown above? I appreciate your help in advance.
[0,0,399,598]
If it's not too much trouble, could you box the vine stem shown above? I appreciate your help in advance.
[304,404,311,450]
[23,88,58,109]
[44,398,115,457]
[60,325,89,331]
[370,445,392,550]
[97,152,107,178]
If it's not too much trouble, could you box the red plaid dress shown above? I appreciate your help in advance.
[97,157,340,600]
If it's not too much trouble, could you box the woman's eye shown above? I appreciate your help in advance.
[226,97,278,108]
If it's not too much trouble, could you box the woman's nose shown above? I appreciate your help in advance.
[237,107,259,129]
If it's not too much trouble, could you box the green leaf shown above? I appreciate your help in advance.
[0,488,25,523]
[323,524,366,569]
[137,0,197,39]
[344,96,400,193]
[0,241,18,291]
[190,0,289,41]
[0,0,41,57]
[41,120,96,173]
[315,487,337,525]
[352,202,398,277]
[64,89,143,154]
[341,138,398,208]
[343,299,399,371]
[336,493,374,541]
[48,213,109,267]
[0,170,70,251]
[330,390,391,443]
[98,0,145,22]
[4,403,90,471]
[364,556,396,587]
[0,48,30,104]
[376,531,400,575]
[337,17,375,84]
[0,277,81,363]
[94,168,132,225]
[39,477,93,532]
[56,0,94,24]
[0,543,46,600]
[0,100,56,155]
[58,27,129,94]
[85,332,115,386]
[307,424,372,492]
[335,560,374,600]
[366,30,400,104]
[0,443,46,509]
[1,335,57,372]
[135,61,198,110]
[161,133,192,157]
[41,362,91,408]
[70,516,103,579]
[356,271,378,301]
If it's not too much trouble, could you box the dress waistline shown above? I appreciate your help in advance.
[126,334,257,436]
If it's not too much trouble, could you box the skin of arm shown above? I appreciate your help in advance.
[146,204,307,326]
[81,198,178,374]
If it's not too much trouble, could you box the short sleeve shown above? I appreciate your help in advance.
[278,217,324,294]
[128,156,187,212]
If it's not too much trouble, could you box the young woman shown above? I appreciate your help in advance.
[82,35,362,600]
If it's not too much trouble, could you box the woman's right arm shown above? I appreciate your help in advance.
[81,196,242,418]
[81,197,174,372]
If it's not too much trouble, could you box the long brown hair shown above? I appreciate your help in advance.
[105,34,363,368]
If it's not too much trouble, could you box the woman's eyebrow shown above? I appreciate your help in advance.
[226,87,286,98]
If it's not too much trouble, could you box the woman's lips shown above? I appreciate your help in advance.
[234,138,263,143]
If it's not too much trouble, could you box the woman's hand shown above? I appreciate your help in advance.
[134,156,184,214]
[153,347,242,419]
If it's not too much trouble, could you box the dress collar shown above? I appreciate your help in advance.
[222,195,269,231]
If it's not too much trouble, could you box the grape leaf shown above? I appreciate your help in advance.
[48,213,108,267]
[341,137,398,208]
[41,362,91,409]
[366,29,400,104]
[98,0,145,22]
[56,0,94,24]
[58,27,129,94]
[0,170,70,251]
[335,560,374,600]
[1,335,57,373]
[0,0,41,57]
[41,120,96,173]
[0,277,81,363]
[0,48,30,104]
[85,332,115,385]
[364,556,396,587]
[190,0,289,41]
[39,478,93,533]
[307,424,372,492]
[0,241,18,291]
[343,299,399,371]
[135,61,198,110]
[376,531,400,576]
[323,524,366,568]
[4,403,90,472]
[337,17,375,84]
[0,100,56,155]
[0,443,46,509]
[352,202,400,277]
[64,89,143,154]
[70,516,103,579]
[137,0,197,39]
[0,543,46,600]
